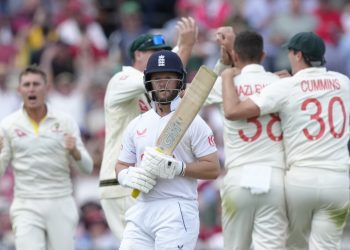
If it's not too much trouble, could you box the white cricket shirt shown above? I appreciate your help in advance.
[206,64,285,169]
[119,108,217,201]
[0,105,93,198]
[100,66,151,198]
[250,67,350,171]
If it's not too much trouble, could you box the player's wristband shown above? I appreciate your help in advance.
[214,60,232,75]
[117,168,128,187]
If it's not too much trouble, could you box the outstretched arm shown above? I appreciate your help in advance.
[175,17,198,66]
[221,67,260,120]
[212,26,236,75]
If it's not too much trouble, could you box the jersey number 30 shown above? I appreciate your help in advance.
[301,96,346,140]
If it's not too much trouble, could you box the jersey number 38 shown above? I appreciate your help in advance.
[239,114,283,142]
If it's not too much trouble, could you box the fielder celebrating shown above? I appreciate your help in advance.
[221,32,350,250]
[207,30,288,249]
[99,17,197,241]
[115,50,220,249]
[0,65,93,250]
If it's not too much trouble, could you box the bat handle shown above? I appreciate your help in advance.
[130,147,164,198]
[131,189,140,198]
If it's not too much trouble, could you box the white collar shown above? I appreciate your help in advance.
[240,64,266,74]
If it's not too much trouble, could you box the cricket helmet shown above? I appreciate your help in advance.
[144,50,186,103]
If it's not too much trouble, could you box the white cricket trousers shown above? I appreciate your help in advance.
[120,198,199,250]
[285,167,350,250]
[100,196,135,241]
[220,166,287,250]
[10,196,79,250]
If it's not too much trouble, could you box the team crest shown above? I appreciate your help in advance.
[158,55,165,66]
[51,122,62,133]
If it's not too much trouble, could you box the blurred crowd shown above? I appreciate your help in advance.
[0,0,349,249]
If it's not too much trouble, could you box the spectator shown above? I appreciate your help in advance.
[108,1,150,65]
[75,201,119,250]
[269,0,317,71]
[48,72,87,132]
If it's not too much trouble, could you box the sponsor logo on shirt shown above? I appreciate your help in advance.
[118,75,129,81]
[208,135,216,146]
[14,128,27,137]
[136,128,147,137]
[138,99,149,113]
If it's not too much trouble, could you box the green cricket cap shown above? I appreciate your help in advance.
[284,32,325,62]
[128,34,172,60]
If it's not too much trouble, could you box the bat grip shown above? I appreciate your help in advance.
[130,147,164,198]
[131,189,140,198]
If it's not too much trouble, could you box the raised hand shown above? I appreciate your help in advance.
[216,26,235,65]
[64,133,81,160]
[176,17,198,50]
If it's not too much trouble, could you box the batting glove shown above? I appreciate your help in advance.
[117,167,157,193]
[141,147,186,179]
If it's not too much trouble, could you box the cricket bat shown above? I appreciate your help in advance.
[131,65,218,198]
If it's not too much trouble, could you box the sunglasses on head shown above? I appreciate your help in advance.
[138,35,166,50]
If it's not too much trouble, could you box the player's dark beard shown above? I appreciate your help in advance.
[153,89,179,104]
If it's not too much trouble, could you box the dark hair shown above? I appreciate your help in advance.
[290,50,326,67]
[19,65,47,84]
[234,31,264,63]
